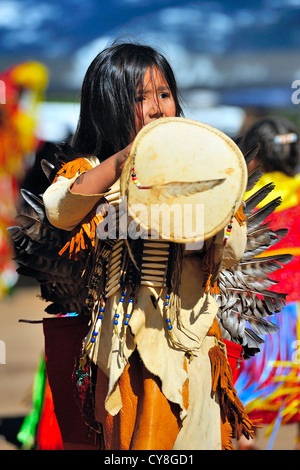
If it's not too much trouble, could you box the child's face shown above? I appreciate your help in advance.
[135,67,176,133]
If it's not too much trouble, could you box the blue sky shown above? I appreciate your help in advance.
[0,0,300,57]
[0,1,299,103]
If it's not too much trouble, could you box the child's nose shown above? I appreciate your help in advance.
[149,97,162,117]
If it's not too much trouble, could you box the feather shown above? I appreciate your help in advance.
[239,254,293,275]
[7,185,97,316]
[243,315,279,335]
[233,135,244,146]
[244,183,275,217]
[41,159,56,182]
[153,178,225,198]
[20,189,46,221]
[246,167,264,192]
[215,158,293,358]
[247,197,282,233]
[245,228,288,255]
[244,143,260,166]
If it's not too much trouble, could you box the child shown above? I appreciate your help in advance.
[42,41,252,450]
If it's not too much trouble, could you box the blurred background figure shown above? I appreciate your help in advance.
[0,61,48,298]
[235,116,300,450]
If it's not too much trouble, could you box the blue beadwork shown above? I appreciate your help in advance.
[113,320,118,325]
[124,320,129,325]
[164,294,173,333]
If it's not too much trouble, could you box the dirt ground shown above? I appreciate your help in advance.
[0,284,298,451]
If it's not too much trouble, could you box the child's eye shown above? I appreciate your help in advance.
[135,95,145,103]
[159,92,170,99]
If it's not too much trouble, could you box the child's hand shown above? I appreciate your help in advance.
[116,142,133,172]
[71,142,134,195]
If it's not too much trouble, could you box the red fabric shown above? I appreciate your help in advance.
[36,379,63,450]
[43,316,99,450]
[223,339,243,374]
[264,204,300,303]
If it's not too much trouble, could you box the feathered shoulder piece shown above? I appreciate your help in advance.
[215,142,293,359]
[8,156,107,316]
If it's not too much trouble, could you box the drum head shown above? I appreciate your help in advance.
[120,117,247,243]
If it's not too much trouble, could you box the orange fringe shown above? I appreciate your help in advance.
[235,203,247,226]
[207,319,255,450]
[58,206,108,260]
[202,240,220,295]
[53,157,94,183]
[53,157,107,260]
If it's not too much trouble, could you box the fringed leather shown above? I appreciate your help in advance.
[235,203,247,226]
[208,318,255,450]
[209,280,220,295]
[58,205,108,260]
[202,239,220,294]
[53,157,94,183]
[52,157,108,261]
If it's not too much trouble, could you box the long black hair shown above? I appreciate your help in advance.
[67,41,183,163]
[242,116,300,176]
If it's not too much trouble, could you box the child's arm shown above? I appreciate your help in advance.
[43,143,132,231]
[71,143,132,195]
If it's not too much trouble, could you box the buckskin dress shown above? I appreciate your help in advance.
[42,155,253,450]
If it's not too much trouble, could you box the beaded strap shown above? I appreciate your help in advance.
[85,293,106,360]
[223,201,238,246]
[131,166,150,189]
[130,152,151,189]
[164,293,173,341]
[223,219,233,246]
[113,290,127,334]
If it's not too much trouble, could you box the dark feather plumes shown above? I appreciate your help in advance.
[8,165,94,316]
[215,155,293,359]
